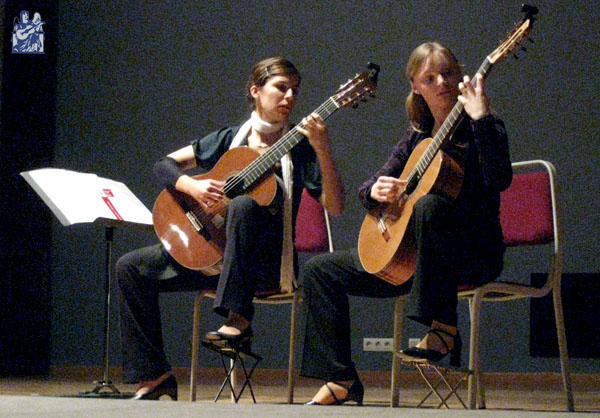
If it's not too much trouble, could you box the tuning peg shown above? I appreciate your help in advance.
[513,54,519,60]
[527,38,535,43]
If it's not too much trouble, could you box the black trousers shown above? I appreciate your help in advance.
[300,194,504,382]
[117,196,283,382]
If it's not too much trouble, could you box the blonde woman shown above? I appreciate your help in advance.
[300,42,512,406]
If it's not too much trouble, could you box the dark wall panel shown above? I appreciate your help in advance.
[0,0,58,375]
[531,273,600,358]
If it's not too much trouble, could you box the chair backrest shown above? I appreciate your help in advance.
[499,164,555,246]
[294,188,333,253]
[256,189,333,297]
[498,160,562,292]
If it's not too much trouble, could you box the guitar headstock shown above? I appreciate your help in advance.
[332,62,380,108]
[488,4,538,65]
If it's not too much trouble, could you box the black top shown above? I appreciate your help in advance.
[358,114,512,249]
[191,125,324,234]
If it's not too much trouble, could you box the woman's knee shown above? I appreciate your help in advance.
[116,252,134,276]
[413,194,453,223]
[115,252,139,287]
[305,251,337,274]
[227,195,258,214]
[301,253,333,289]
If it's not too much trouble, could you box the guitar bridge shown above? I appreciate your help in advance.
[376,213,391,242]
[186,211,204,232]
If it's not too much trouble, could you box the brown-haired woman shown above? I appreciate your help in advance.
[299,42,512,405]
[117,56,345,400]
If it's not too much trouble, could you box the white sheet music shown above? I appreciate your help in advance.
[21,168,153,227]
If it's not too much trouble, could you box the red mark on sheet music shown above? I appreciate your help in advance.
[101,189,123,220]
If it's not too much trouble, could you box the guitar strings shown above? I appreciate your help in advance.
[223,75,373,193]
[222,97,339,194]
[408,56,491,184]
[188,98,339,221]
[227,98,337,187]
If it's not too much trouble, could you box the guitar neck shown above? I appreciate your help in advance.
[233,97,340,191]
[408,57,494,185]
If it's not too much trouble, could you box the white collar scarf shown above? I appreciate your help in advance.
[229,112,296,293]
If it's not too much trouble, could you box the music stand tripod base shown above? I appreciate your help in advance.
[77,381,135,399]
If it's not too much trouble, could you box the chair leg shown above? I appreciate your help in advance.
[286,291,300,404]
[552,285,575,411]
[390,296,405,407]
[230,358,237,403]
[467,293,484,409]
[190,291,205,402]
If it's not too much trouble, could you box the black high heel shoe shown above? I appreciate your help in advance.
[399,329,462,367]
[306,379,364,406]
[131,374,178,400]
[204,325,253,352]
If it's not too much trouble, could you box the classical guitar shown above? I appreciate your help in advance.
[153,63,380,274]
[357,5,538,285]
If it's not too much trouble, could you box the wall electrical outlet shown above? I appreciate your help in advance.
[363,338,393,352]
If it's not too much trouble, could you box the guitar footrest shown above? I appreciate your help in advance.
[398,354,472,409]
[202,340,262,403]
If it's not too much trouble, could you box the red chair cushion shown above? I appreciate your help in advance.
[499,171,554,246]
[294,189,329,253]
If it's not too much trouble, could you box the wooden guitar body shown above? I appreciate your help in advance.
[357,138,463,285]
[152,147,276,275]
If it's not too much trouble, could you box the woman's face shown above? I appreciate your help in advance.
[251,75,300,123]
[410,50,461,118]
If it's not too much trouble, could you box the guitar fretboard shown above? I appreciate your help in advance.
[223,97,340,195]
[407,57,493,186]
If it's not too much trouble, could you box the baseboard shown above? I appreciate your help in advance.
[48,365,600,391]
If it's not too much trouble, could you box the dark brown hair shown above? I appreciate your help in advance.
[245,57,301,106]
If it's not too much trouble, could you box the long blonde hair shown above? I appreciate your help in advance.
[405,42,462,132]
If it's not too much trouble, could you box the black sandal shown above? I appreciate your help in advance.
[399,329,462,367]
[305,379,364,406]
[204,326,253,352]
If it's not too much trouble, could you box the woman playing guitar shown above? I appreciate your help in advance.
[118,57,345,400]
[300,42,512,405]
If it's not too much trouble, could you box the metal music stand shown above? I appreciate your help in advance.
[20,168,154,399]
[77,220,152,399]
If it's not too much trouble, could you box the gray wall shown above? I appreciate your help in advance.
[49,1,600,375]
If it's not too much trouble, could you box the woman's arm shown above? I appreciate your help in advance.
[471,116,512,192]
[296,113,345,216]
[358,128,415,209]
[154,144,225,207]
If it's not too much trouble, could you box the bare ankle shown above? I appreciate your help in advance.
[431,320,456,336]
[138,372,170,392]
[225,311,249,330]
